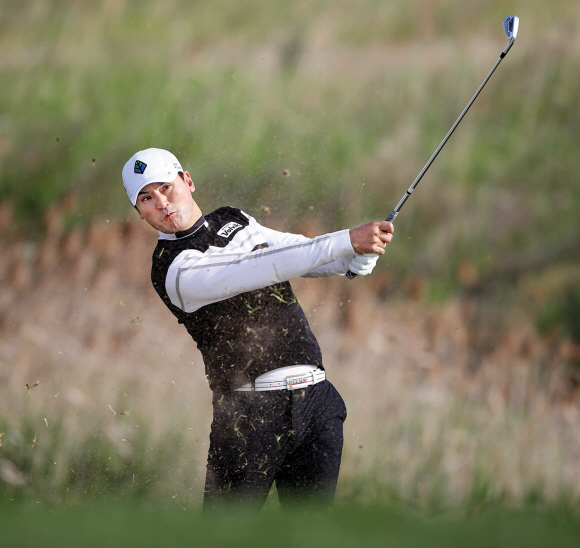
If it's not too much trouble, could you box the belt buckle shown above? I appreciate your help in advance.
[286,371,314,390]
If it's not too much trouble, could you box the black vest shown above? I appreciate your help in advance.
[151,207,323,392]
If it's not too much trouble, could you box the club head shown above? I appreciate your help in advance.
[503,15,519,41]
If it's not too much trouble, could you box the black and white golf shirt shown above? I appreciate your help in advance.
[151,207,354,392]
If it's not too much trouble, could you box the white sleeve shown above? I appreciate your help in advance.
[165,213,355,313]
[249,217,354,278]
[301,255,353,278]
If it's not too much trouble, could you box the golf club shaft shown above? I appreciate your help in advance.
[346,27,517,280]
[385,40,515,223]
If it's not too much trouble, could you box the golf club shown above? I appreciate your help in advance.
[347,15,519,280]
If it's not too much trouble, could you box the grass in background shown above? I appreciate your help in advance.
[2,0,580,518]
[1,224,580,510]
[1,1,579,301]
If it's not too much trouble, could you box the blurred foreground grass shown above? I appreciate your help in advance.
[1,502,579,548]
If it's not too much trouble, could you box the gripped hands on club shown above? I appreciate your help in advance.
[346,221,394,278]
[349,221,394,255]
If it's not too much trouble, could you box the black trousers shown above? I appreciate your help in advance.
[203,379,347,510]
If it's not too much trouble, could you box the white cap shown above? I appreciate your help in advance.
[122,148,184,206]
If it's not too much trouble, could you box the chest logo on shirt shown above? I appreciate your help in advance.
[217,222,243,238]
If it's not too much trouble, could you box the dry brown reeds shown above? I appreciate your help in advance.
[1,211,579,508]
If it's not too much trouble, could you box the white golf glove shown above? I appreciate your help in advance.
[348,253,379,276]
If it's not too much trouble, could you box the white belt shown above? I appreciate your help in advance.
[234,365,326,392]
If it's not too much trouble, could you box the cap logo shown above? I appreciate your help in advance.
[134,160,147,174]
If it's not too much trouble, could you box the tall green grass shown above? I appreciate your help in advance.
[1,0,579,301]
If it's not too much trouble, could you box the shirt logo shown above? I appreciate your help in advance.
[217,222,243,238]
[134,160,147,174]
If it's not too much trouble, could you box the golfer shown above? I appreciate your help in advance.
[122,148,394,510]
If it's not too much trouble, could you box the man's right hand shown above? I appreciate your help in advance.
[349,221,394,255]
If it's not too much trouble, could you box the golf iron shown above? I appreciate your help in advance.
[347,15,519,280]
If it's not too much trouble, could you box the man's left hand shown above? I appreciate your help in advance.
[348,253,379,276]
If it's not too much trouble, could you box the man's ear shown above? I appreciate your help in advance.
[183,171,195,192]
[134,204,145,219]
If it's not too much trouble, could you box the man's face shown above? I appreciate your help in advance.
[135,172,199,234]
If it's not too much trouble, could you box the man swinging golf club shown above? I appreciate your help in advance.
[122,148,393,510]
[121,13,518,510]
